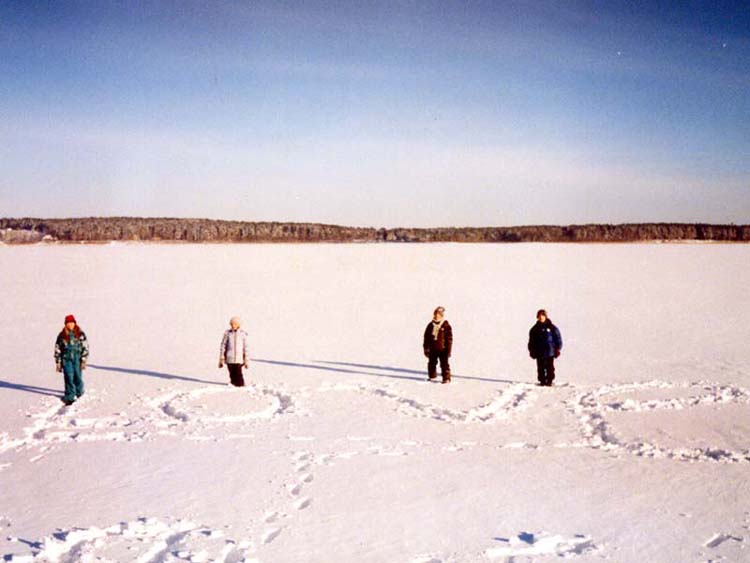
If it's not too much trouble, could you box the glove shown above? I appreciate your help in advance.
[218,361,224,369]
[56,363,62,373]
[81,360,87,369]
[554,349,561,358]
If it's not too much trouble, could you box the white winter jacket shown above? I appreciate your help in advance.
[220,329,249,364]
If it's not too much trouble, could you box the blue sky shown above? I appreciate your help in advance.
[1,1,748,227]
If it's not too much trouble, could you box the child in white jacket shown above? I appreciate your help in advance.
[219,316,249,386]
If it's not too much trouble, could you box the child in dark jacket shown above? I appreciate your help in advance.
[423,306,453,384]
[528,309,562,386]
[54,314,89,405]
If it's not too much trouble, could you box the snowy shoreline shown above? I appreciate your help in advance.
[3,238,750,247]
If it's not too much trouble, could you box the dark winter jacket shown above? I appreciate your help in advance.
[528,320,562,359]
[54,327,89,365]
[423,320,453,356]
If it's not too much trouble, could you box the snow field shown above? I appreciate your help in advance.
[1,243,749,562]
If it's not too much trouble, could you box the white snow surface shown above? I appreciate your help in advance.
[1,242,749,562]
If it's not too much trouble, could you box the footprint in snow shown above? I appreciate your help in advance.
[5,517,256,562]
[261,527,282,544]
[486,531,597,558]
[703,532,743,548]
[293,451,311,462]
[294,497,311,510]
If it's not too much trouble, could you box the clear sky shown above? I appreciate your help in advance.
[1,1,748,227]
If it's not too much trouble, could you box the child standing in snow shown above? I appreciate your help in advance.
[219,316,249,387]
[528,309,562,386]
[423,306,453,384]
[54,314,89,405]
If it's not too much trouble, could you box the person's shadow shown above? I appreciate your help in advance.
[87,365,225,386]
[0,380,61,398]
[251,359,516,384]
[315,360,516,384]
[251,358,425,382]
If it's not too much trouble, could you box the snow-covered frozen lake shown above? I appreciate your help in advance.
[1,243,749,562]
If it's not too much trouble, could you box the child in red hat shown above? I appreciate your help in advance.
[54,314,89,405]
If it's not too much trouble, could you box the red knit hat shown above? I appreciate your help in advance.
[64,314,77,324]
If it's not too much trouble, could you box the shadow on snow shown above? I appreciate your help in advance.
[88,365,225,386]
[252,359,516,384]
[251,358,424,382]
[0,380,61,398]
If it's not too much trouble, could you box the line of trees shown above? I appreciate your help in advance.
[1,217,749,243]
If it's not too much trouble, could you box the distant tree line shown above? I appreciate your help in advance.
[1,217,749,243]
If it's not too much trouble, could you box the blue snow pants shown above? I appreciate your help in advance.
[62,357,84,402]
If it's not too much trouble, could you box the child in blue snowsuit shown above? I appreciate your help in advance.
[55,314,89,405]
[528,309,562,386]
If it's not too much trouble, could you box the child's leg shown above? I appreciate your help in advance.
[235,365,245,387]
[62,361,77,402]
[427,352,438,379]
[74,361,84,397]
[228,364,245,386]
[439,352,451,382]
[535,358,546,384]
